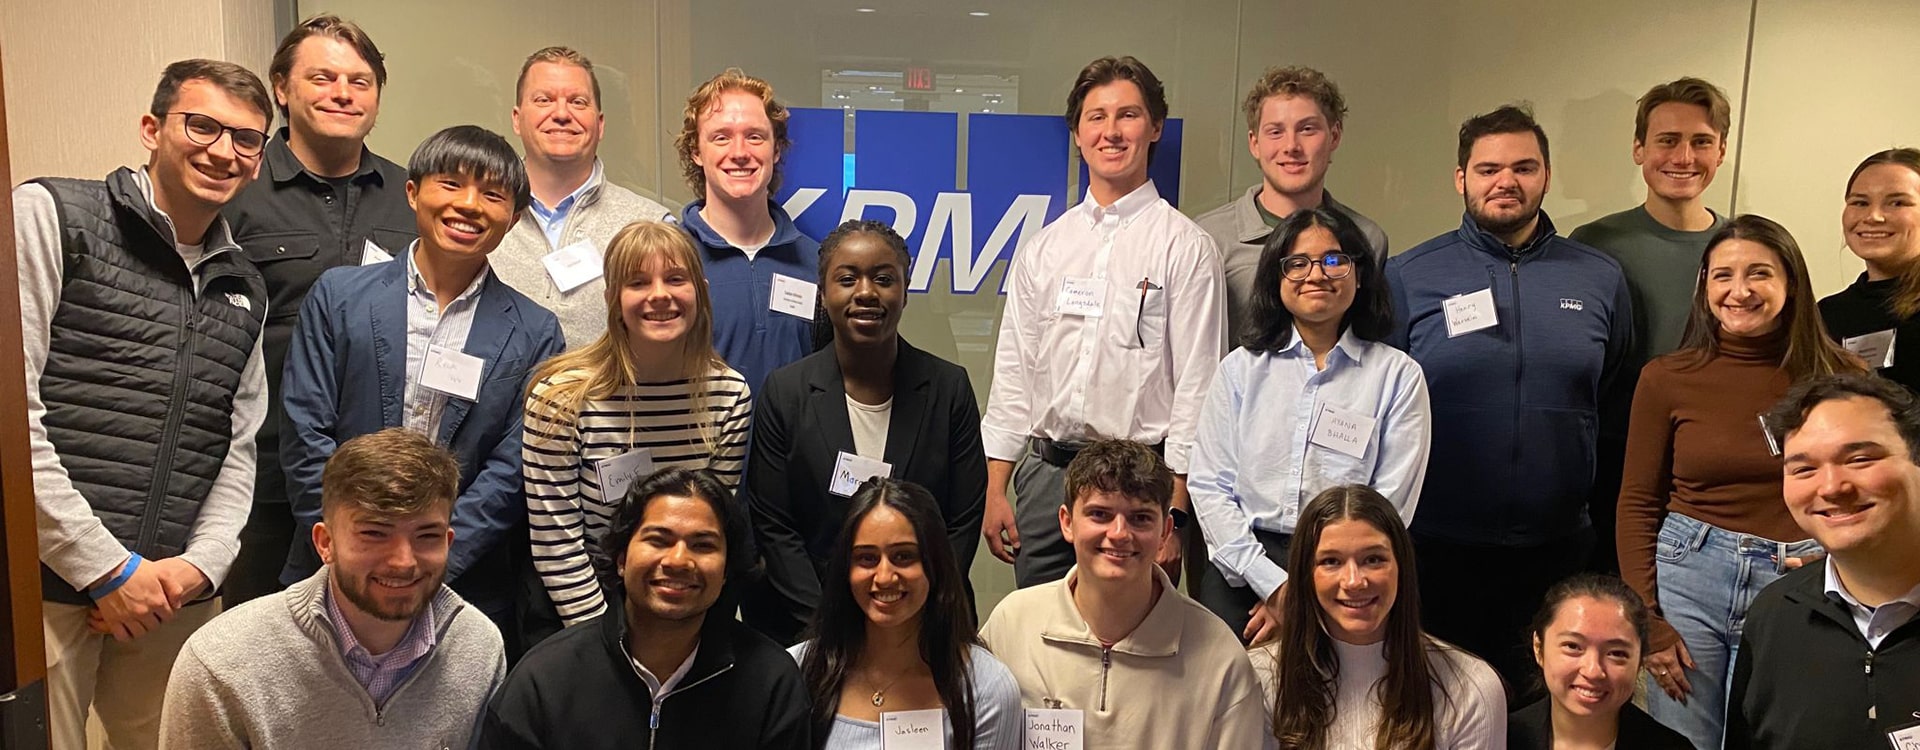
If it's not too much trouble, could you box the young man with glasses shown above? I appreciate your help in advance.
[17,59,273,750]
[222,15,420,607]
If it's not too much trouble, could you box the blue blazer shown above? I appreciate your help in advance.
[278,259,565,614]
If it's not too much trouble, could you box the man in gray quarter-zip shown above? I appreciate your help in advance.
[492,45,674,347]
[160,429,505,749]
[21,59,272,750]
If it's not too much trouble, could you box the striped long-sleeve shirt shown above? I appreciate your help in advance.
[523,364,752,625]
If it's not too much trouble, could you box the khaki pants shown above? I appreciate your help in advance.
[42,599,220,750]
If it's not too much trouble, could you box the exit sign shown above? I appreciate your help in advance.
[904,66,935,92]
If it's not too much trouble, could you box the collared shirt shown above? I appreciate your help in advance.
[1824,558,1920,649]
[1188,329,1431,598]
[981,181,1227,472]
[403,241,488,438]
[528,159,604,248]
[321,582,438,706]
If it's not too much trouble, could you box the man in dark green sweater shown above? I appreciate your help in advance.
[1570,77,1733,575]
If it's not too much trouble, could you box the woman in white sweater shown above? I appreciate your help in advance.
[521,221,752,628]
[1253,485,1507,749]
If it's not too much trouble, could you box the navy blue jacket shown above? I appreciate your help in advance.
[1386,212,1632,545]
[679,201,820,393]
[278,259,565,617]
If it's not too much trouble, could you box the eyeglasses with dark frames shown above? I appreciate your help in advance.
[1280,252,1355,281]
[165,112,267,157]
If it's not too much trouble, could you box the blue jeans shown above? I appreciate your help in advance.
[1646,512,1821,750]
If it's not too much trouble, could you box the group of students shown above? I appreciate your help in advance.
[19,10,1920,750]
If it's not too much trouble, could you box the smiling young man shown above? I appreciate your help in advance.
[673,69,819,393]
[1726,375,1920,750]
[1384,105,1632,694]
[277,125,565,656]
[492,47,673,346]
[19,58,272,750]
[481,468,809,749]
[980,440,1266,750]
[980,56,1227,590]
[160,429,505,748]
[1196,66,1390,331]
[223,16,421,607]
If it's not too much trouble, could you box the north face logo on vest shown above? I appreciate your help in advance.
[1559,298,1584,311]
[224,292,251,311]
[775,108,1184,294]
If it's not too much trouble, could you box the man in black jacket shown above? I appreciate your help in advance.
[1730,374,1920,749]
[480,468,808,749]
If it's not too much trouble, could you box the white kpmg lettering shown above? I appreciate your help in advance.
[784,188,1052,295]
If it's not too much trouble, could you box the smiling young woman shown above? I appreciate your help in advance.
[1507,575,1691,750]
[1820,149,1920,393]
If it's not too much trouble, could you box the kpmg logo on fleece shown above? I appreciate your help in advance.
[774,108,1183,295]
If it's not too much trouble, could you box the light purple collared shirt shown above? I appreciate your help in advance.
[323,583,438,706]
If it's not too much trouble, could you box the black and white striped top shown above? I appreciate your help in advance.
[523,364,752,625]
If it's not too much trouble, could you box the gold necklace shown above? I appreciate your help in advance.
[865,671,903,707]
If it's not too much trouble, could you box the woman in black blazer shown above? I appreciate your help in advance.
[1509,574,1693,749]
[742,220,988,645]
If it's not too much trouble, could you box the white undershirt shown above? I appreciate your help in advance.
[736,238,770,260]
[847,395,893,460]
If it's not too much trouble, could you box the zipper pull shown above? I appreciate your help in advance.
[650,701,661,730]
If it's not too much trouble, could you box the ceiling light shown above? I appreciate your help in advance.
[969,11,989,16]
[857,7,877,12]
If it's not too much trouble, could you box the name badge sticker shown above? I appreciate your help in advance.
[1055,276,1107,318]
[596,448,657,505]
[770,273,818,319]
[418,345,484,401]
[1309,402,1378,459]
[879,709,945,750]
[1843,329,1897,369]
[542,241,605,293]
[829,451,893,497]
[1024,708,1084,750]
[1442,287,1498,338]
[361,239,393,266]
[1886,720,1920,750]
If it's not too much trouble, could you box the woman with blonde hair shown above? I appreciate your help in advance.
[523,220,753,628]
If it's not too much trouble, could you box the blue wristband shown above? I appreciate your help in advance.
[88,553,143,601]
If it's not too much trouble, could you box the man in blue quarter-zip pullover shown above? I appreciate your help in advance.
[1384,104,1633,697]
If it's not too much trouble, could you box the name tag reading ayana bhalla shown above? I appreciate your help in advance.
[879,709,944,750]
[1309,403,1377,459]
[1443,287,1497,338]
[1024,708,1084,750]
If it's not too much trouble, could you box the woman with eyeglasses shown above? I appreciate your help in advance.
[1189,207,1431,644]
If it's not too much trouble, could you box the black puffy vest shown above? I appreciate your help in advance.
[35,169,266,604]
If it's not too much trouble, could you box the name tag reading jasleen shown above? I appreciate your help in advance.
[829,451,893,497]
[1055,277,1107,317]
[541,241,604,293]
[770,273,818,319]
[1842,328,1897,369]
[597,448,657,504]
[1443,287,1498,338]
[1024,708,1084,750]
[1886,721,1920,750]
[418,345,483,401]
[879,709,945,750]
[361,239,393,265]
[1309,402,1377,459]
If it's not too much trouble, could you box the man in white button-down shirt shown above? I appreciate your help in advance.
[979,55,1227,588]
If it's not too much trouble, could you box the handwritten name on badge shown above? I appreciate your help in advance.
[1309,403,1377,459]
[541,241,604,293]
[362,239,393,265]
[1443,287,1497,338]
[418,345,483,401]
[1055,276,1106,317]
[830,451,893,497]
[879,709,944,750]
[1024,708,1084,750]
[597,448,657,505]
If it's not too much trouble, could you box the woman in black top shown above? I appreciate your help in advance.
[1509,574,1691,749]
[1819,148,1920,392]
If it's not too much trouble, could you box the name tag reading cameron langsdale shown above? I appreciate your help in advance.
[1055,276,1107,318]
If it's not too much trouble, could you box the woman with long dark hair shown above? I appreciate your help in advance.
[1508,574,1691,749]
[790,479,1021,749]
[1616,214,1863,747]
[1190,207,1430,644]
[1255,485,1505,749]
[1820,148,1920,392]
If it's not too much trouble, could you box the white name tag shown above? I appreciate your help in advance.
[596,448,657,505]
[829,451,893,497]
[1055,276,1107,317]
[1843,329,1897,369]
[541,241,604,293]
[1443,287,1498,338]
[1309,402,1377,459]
[361,239,393,266]
[1887,722,1920,750]
[770,273,818,319]
[1024,708,1085,750]
[880,709,945,750]
[417,345,483,401]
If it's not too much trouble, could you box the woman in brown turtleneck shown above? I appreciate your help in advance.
[1615,214,1864,749]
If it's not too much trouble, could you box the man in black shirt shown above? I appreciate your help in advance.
[221,14,417,605]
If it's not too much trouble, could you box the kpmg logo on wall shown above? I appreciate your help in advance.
[774,108,1184,295]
